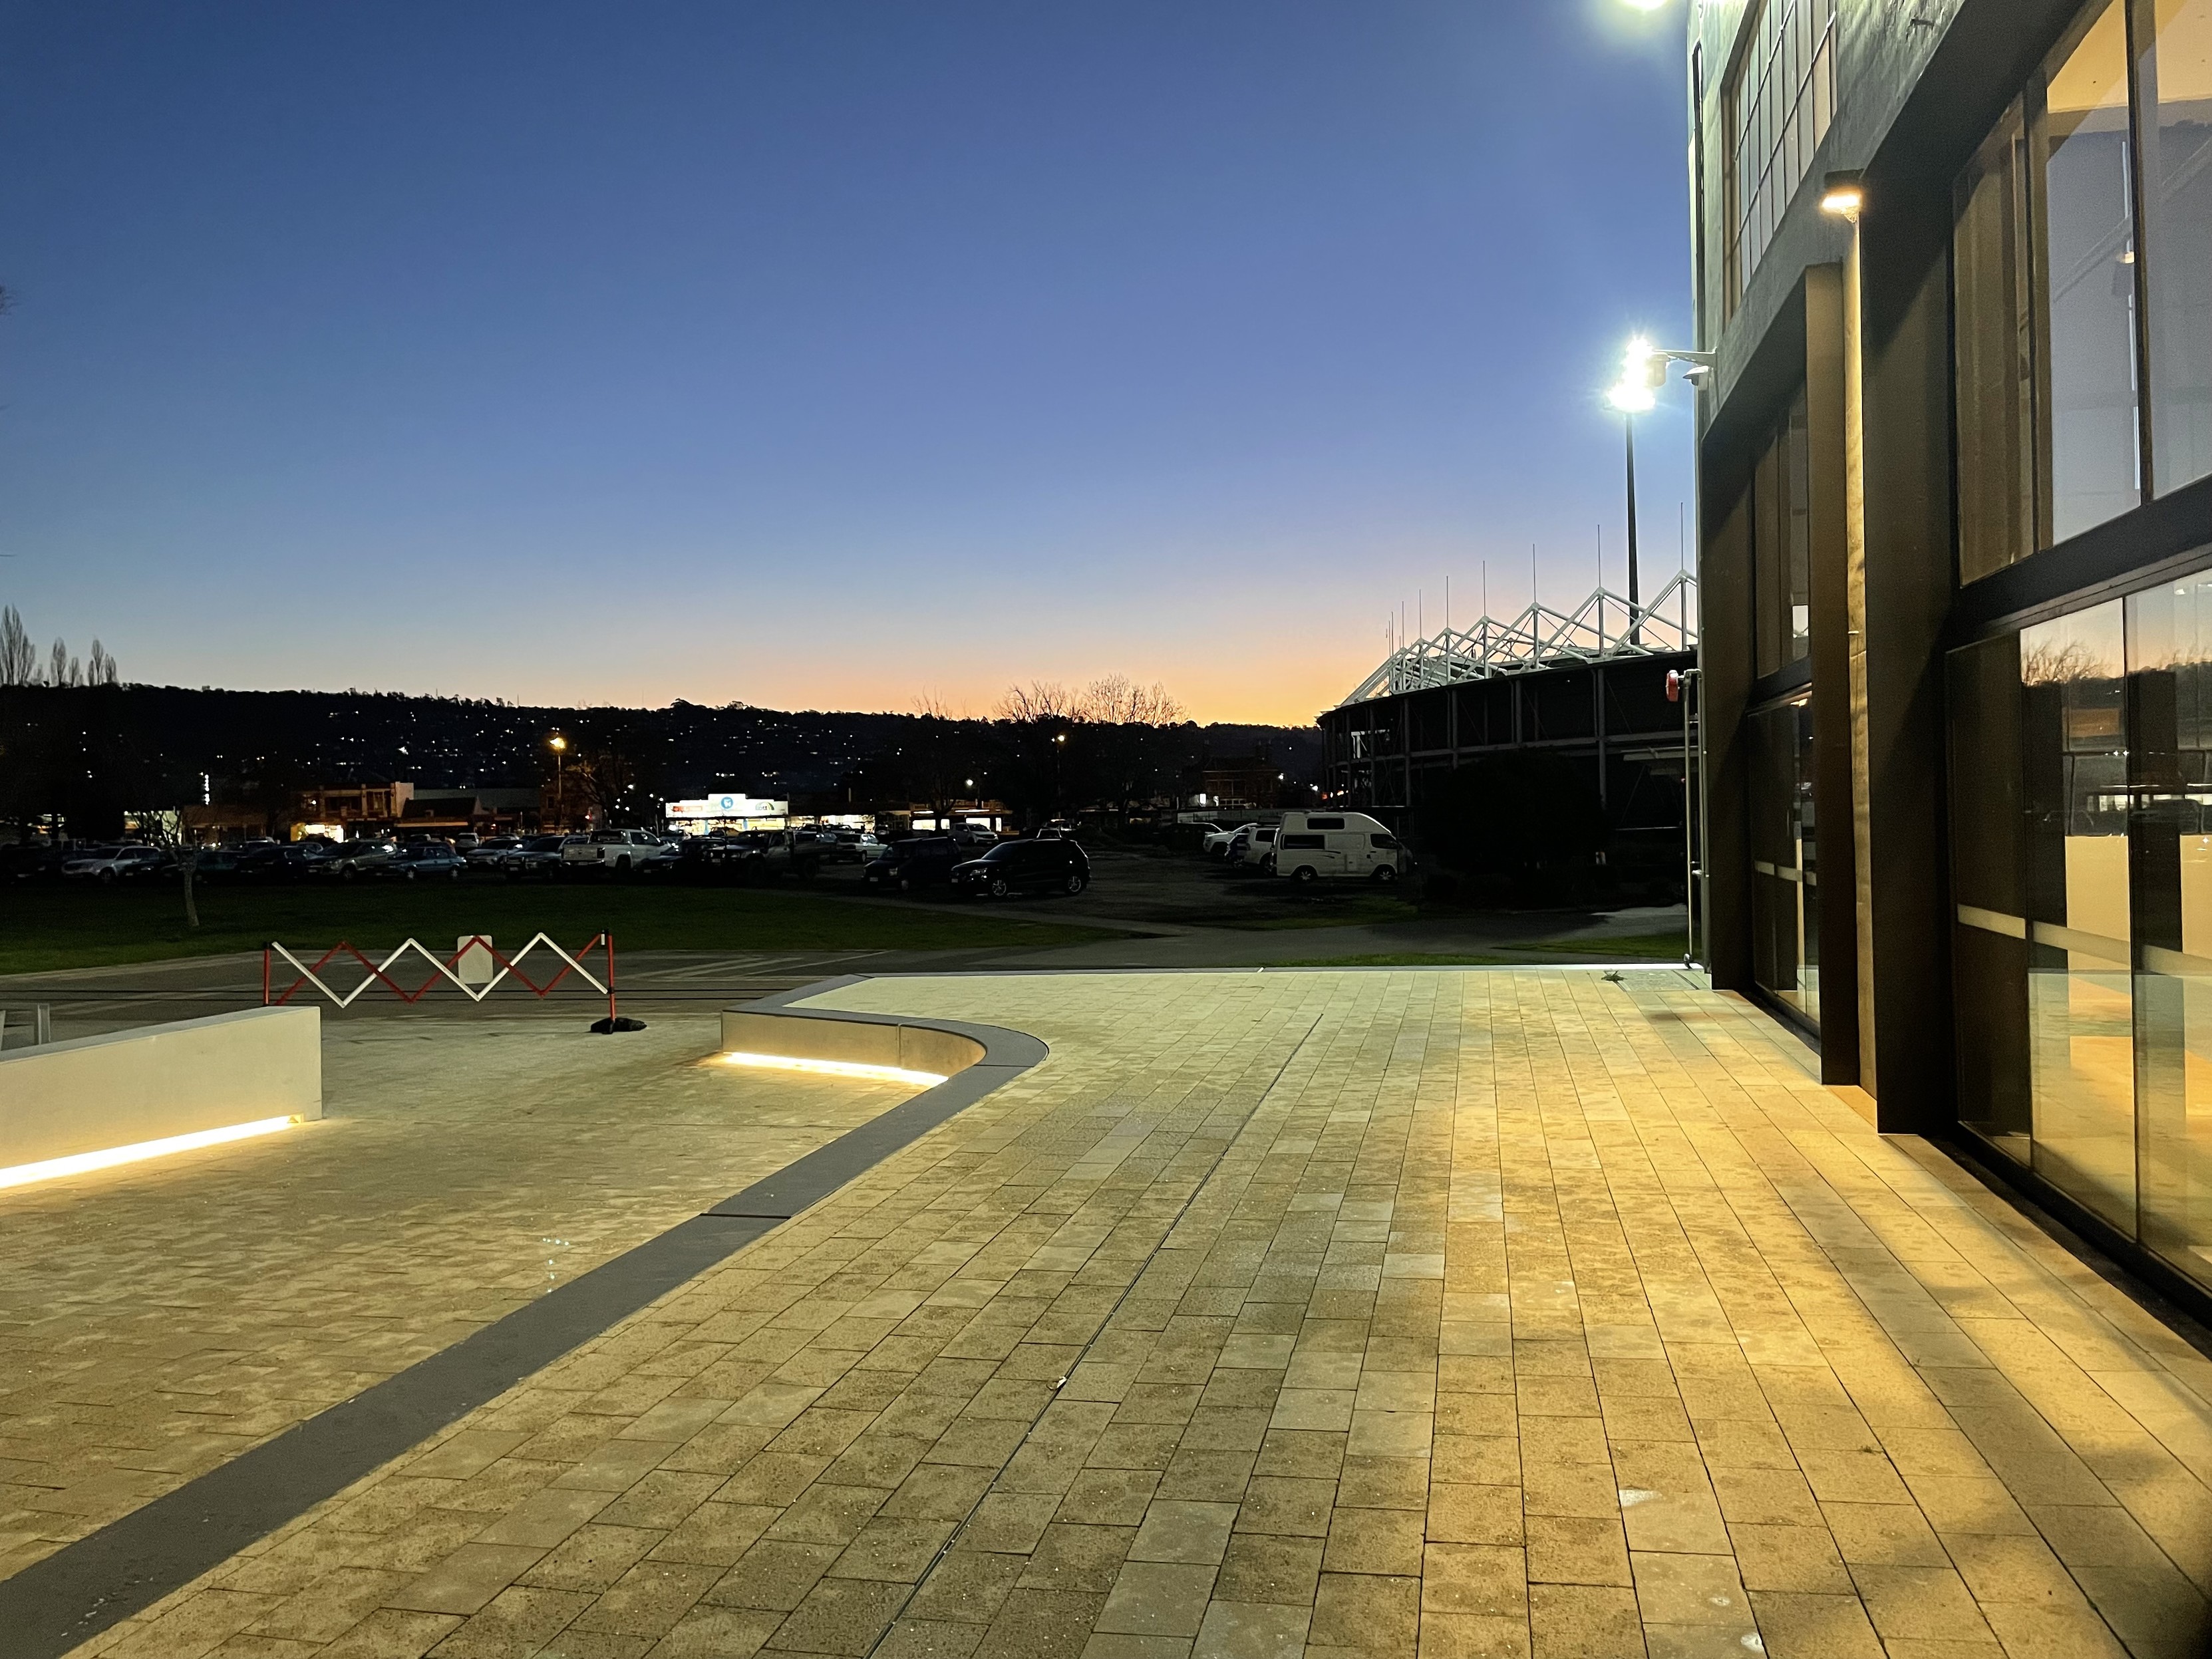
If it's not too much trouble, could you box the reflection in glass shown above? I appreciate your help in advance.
[1949,635,2032,1161]
[2022,600,2134,1226]
[1750,695,1818,1024]
[2038,0,2143,541]
[2128,575,2212,1277]
[2137,0,2212,493]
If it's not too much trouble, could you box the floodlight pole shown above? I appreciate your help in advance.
[1623,412,1641,641]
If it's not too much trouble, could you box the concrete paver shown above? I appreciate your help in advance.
[0,1015,921,1579]
[19,968,2212,1658]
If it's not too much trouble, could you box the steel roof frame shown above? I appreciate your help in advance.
[1335,572,1698,706]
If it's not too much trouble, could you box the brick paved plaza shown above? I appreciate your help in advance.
[13,969,2212,1658]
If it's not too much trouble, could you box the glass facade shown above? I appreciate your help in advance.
[1949,0,2212,581]
[1751,694,1819,1025]
[1724,0,1837,315]
[1949,574,2212,1281]
[2138,0,2212,493]
[1752,390,1812,678]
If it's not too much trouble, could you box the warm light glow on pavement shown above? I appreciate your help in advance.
[0,1116,303,1192]
[720,1051,948,1088]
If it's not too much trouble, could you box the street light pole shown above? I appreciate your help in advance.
[1623,409,1641,632]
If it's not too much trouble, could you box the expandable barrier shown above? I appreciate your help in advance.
[263,933,619,1023]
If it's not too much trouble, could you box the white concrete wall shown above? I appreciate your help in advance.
[0,1006,322,1168]
[720,1010,983,1077]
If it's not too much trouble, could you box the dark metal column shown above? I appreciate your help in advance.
[1805,264,1864,1086]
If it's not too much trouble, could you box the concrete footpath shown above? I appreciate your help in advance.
[27,968,2209,1658]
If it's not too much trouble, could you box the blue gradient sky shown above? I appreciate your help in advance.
[0,1,1692,724]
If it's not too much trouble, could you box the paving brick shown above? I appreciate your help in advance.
[45,972,2212,1659]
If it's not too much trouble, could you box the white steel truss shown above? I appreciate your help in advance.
[1337,572,1698,706]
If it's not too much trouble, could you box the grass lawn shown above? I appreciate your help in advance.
[1521,931,1689,959]
[1265,952,1512,969]
[0,881,1116,975]
[1232,894,1422,931]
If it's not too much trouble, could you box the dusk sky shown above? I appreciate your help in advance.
[0,1,1693,726]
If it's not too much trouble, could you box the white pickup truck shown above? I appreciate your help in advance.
[559,830,677,873]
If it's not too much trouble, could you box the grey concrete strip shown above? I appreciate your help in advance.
[0,984,1048,1659]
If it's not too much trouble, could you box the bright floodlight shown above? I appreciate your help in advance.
[1609,335,1662,411]
[1819,170,1866,219]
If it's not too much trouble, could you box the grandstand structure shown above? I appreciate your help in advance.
[1319,574,1700,894]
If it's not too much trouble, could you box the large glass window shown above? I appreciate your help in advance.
[1955,0,2159,579]
[1750,694,1819,1025]
[1949,633,2032,1161]
[2137,0,2212,494]
[2127,573,2212,1277]
[1724,0,1837,314]
[2021,601,2135,1227]
[1953,570,2212,1284]
[2042,2,2143,542]
[1752,390,1813,678]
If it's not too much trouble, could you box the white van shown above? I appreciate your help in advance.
[1239,824,1280,869]
[1270,810,1404,885]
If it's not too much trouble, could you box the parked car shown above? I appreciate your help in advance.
[1269,811,1405,885]
[317,841,399,879]
[1238,825,1281,871]
[387,843,467,881]
[61,844,172,882]
[504,833,569,878]
[236,843,329,881]
[561,830,677,874]
[169,847,243,881]
[861,835,965,891]
[675,832,758,882]
[808,829,882,865]
[464,835,521,869]
[1,841,67,881]
[1204,824,1256,859]
[951,837,1091,899]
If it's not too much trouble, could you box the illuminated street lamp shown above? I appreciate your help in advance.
[550,734,567,824]
[1605,338,1666,619]
[1604,337,1717,627]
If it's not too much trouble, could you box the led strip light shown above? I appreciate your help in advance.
[720,1051,947,1088]
[0,1116,303,1193]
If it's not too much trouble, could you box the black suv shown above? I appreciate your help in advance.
[951,837,1090,899]
[862,836,965,891]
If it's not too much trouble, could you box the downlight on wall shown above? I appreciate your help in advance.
[1819,170,1867,220]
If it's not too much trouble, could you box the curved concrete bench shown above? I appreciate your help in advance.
[707,1002,1048,1219]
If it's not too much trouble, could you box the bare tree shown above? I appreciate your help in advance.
[2021,639,2115,685]
[86,640,119,686]
[46,638,82,686]
[995,680,1078,722]
[0,607,32,686]
[1078,675,1185,726]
